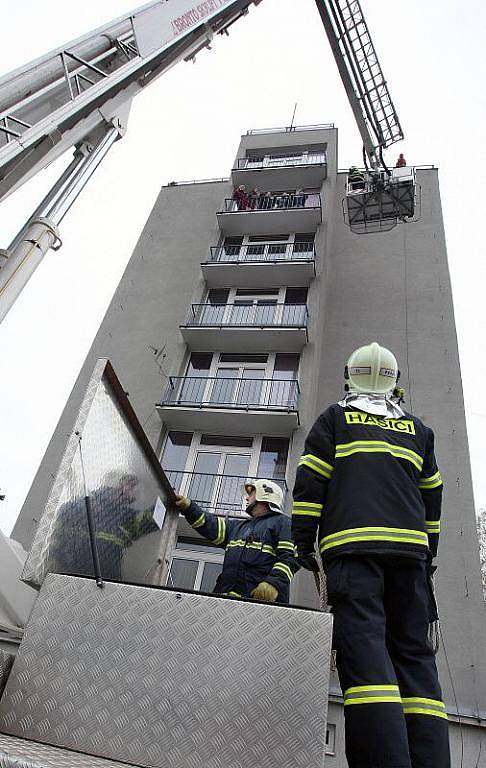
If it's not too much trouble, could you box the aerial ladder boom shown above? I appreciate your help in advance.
[315,0,416,234]
[315,0,403,169]
[0,0,261,322]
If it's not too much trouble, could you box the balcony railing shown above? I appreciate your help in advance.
[183,302,308,328]
[160,377,299,412]
[207,241,315,264]
[221,192,321,213]
[236,152,326,171]
[166,471,287,518]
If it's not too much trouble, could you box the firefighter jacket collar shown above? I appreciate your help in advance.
[338,392,405,418]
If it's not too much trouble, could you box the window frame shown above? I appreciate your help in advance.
[168,542,224,591]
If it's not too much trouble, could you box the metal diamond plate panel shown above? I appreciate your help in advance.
[21,360,176,589]
[0,574,332,768]
[0,734,134,768]
[0,652,14,699]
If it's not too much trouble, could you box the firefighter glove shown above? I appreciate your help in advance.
[175,494,191,512]
[251,582,278,603]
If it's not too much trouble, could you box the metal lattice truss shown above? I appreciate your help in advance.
[0,0,260,203]
[316,0,403,164]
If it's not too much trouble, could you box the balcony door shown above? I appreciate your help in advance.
[208,366,266,407]
[188,448,252,516]
[229,289,280,326]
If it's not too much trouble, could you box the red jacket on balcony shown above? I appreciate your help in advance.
[233,185,248,210]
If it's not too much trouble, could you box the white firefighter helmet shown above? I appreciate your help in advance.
[346,342,399,395]
[244,479,284,513]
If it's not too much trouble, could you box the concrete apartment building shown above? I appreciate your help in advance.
[14,124,486,764]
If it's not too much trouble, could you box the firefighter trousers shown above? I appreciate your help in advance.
[326,554,450,768]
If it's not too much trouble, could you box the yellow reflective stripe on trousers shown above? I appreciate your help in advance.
[192,512,205,529]
[335,440,423,471]
[298,454,334,479]
[402,697,447,719]
[319,526,429,553]
[213,516,226,546]
[425,520,441,533]
[227,591,242,598]
[344,685,401,706]
[272,562,294,582]
[292,501,323,518]
[418,470,443,490]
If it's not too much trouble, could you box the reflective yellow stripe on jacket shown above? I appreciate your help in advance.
[272,562,294,582]
[292,501,323,518]
[418,470,443,490]
[319,526,429,553]
[298,454,334,479]
[213,516,226,546]
[277,540,297,554]
[226,539,276,556]
[335,440,423,471]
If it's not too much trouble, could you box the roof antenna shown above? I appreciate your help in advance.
[289,102,298,131]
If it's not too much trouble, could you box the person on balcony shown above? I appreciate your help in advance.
[232,184,248,210]
[247,187,259,210]
[396,153,407,167]
[175,480,299,603]
[294,188,306,207]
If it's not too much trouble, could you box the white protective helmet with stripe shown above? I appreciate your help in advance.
[346,342,399,395]
[244,479,284,514]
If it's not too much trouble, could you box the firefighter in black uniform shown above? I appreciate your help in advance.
[175,479,299,603]
[292,342,450,768]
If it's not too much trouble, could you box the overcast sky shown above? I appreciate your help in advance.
[1,0,485,535]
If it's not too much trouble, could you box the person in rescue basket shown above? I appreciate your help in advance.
[292,342,450,768]
[175,479,299,602]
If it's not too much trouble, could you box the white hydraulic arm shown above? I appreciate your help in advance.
[0,0,261,322]
[0,0,261,203]
[314,0,403,169]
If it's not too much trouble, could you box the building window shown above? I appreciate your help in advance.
[198,287,308,329]
[161,431,192,470]
[174,353,299,410]
[257,437,289,481]
[215,233,315,264]
[161,432,290,516]
[168,540,224,592]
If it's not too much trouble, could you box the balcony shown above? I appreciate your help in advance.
[201,241,316,288]
[157,376,300,435]
[217,193,322,236]
[232,151,327,190]
[166,471,288,519]
[180,302,309,353]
